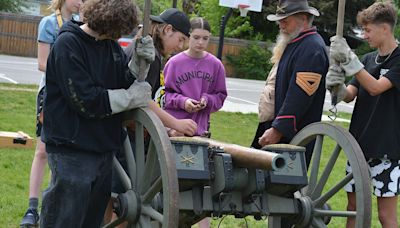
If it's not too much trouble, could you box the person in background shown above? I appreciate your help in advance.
[103,8,198,226]
[163,17,227,137]
[163,17,227,228]
[40,0,153,226]
[327,2,399,227]
[20,0,82,227]
[251,1,329,226]
[125,8,198,134]
[251,0,328,164]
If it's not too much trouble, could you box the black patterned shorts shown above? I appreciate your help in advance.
[344,158,400,197]
[36,87,45,137]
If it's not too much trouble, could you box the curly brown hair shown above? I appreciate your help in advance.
[357,2,397,31]
[80,0,138,40]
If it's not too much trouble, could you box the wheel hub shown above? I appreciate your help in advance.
[322,203,332,225]
[295,196,313,227]
[116,189,142,223]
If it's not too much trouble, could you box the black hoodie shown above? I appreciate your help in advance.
[43,20,134,153]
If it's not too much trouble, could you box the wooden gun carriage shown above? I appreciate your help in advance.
[102,108,371,228]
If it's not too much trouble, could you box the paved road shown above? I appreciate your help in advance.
[223,77,354,114]
[0,55,40,85]
[0,54,354,118]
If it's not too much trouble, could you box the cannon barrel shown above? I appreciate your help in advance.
[170,136,286,171]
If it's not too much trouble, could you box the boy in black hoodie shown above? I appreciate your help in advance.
[40,0,153,227]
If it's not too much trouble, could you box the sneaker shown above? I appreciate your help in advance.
[20,208,39,228]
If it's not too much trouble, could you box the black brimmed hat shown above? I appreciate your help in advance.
[267,0,320,21]
[150,8,190,37]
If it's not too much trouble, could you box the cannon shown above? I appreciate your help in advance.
[103,108,371,228]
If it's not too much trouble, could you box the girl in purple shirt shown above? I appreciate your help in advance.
[164,17,227,136]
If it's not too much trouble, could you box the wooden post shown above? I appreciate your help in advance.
[331,0,346,106]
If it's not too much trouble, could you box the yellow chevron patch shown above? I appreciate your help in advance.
[296,72,321,96]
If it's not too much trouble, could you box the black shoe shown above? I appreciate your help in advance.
[20,208,39,228]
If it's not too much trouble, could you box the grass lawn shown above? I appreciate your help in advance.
[0,83,395,227]
[0,84,46,227]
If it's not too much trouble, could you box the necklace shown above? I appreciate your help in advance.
[374,47,397,64]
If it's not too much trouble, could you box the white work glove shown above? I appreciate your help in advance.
[326,64,347,104]
[108,81,152,114]
[330,36,364,76]
[128,35,155,79]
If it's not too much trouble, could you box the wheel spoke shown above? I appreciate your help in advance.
[311,218,327,228]
[310,144,341,199]
[139,216,147,228]
[142,205,164,223]
[140,140,159,194]
[290,122,371,228]
[142,176,162,204]
[313,173,353,207]
[306,135,324,196]
[314,208,356,218]
[135,122,145,190]
[123,131,137,190]
[142,214,153,228]
[121,108,179,228]
[113,156,131,190]
[102,216,126,228]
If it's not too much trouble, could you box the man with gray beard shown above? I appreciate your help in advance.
[251,0,328,168]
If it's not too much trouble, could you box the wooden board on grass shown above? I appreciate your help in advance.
[0,131,33,149]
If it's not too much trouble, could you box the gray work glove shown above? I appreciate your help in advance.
[108,81,152,114]
[330,36,364,76]
[326,64,347,104]
[128,35,155,79]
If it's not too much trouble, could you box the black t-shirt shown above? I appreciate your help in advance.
[349,47,400,159]
[147,51,163,103]
[124,42,163,105]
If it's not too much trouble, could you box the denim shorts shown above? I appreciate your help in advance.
[35,87,45,137]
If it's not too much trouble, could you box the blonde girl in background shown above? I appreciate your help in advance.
[20,0,82,227]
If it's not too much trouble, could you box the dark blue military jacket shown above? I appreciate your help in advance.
[271,27,329,142]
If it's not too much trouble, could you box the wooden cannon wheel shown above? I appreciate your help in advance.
[290,122,371,228]
[103,108,179,228]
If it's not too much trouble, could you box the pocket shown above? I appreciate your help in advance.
[46,107,80,144]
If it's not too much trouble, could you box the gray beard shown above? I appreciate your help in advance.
[270,26,304,64]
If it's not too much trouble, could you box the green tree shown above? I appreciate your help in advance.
[226,42,273,80]
[251,0,374,41]
[136,0,380,41]
[311,0,375,34]
[134,0,171,16]
[135,0,260,40]
[194,0,257,39]
[394,3,400,39]
[0,0,26,13]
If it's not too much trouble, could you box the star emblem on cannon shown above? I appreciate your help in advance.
[180,154,196,167]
